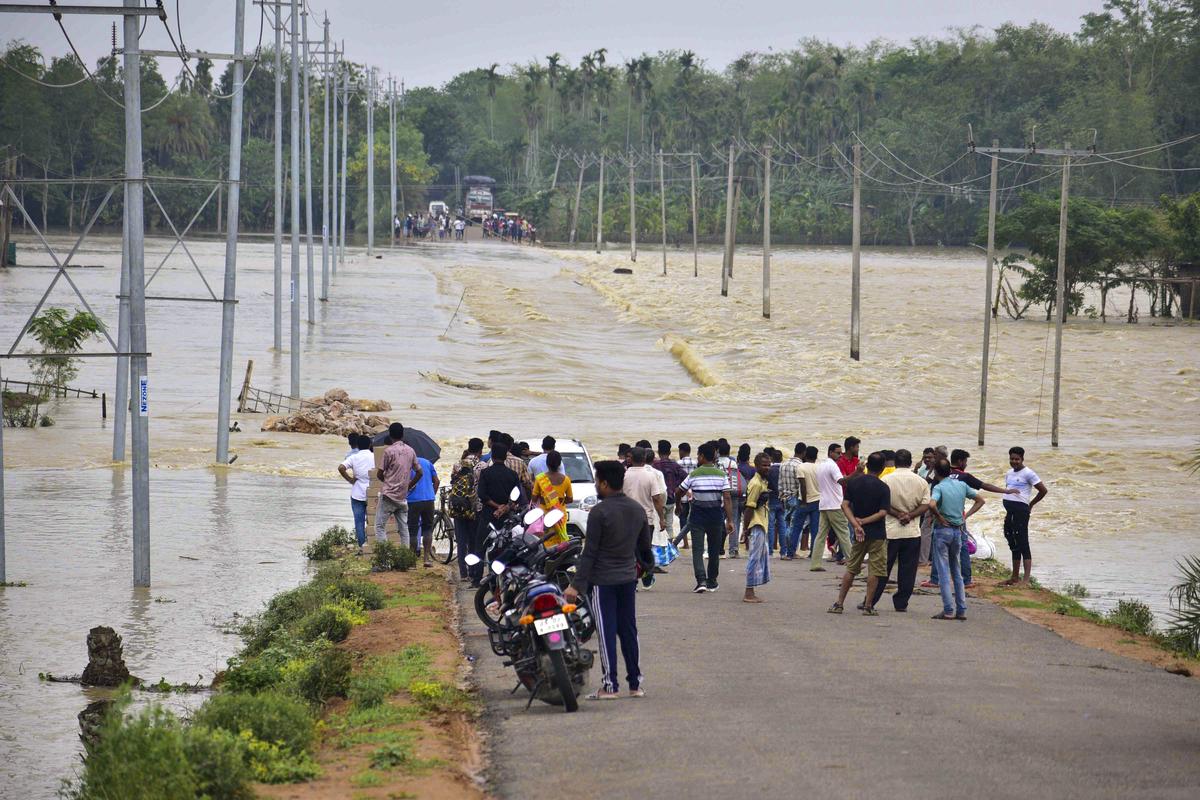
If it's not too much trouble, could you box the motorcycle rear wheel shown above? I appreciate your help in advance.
[548,649,578,713]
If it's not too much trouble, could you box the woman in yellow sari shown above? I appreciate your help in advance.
[531,451,573,546]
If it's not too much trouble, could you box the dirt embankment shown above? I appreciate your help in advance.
[257,565,489,800]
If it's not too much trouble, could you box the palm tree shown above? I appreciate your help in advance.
[485,63,501,140]
[579,53,596,114]
[624,59,639,148]
[522,65,545,178]
[636,56,654,146]
[545,53,562,131]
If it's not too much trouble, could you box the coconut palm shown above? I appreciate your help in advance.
[485,63,501,140]
[545,53,562,130]
[624,59,639,148]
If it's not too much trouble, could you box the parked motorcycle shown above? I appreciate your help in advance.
[465,507,594,712]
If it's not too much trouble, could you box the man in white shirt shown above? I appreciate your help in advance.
[867,449,931,611]
[338,434,376,553]
[810,443,854,571]
[528,435,555,479]
[1002,446,1048,586]
[624,446,667,543]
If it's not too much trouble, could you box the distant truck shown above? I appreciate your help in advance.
[428,201,449,218]
[462,175,496,222]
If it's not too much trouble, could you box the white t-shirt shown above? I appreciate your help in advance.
[816,458,845,511]
[1005,466,1042,505]
[341,451,375,501]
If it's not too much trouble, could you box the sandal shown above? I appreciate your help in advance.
[930,613,954,620]
[586,690,620,701]
[862,607,879,616]
[827,603,844,614]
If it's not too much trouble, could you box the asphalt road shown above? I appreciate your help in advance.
[459,555,1200,799]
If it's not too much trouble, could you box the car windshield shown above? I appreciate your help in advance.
[559,452,593,484]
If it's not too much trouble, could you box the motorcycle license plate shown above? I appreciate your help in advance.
[533,614,568,635]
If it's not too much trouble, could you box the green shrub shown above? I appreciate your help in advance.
[193,691,315,756]
[236,731,322,784]
[68,702,199,800]
[298,604,356,644]
[370,742,416,770]
[181,725,254,800]
[408,680,475,715]
[1107,599,1155,635]
[1167,555,1200,655]
[243,582,327,654]
[371,541,417,572]
[303,525,355,561]
[293,646,353,704]
[332,577,385,610]
[1063,582,1089,598]
[349,646,434,709]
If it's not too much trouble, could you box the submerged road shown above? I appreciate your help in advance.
[460,558,1200,799]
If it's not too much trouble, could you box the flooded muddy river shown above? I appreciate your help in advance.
[1,233,1197,795]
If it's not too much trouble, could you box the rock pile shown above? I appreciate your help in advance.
[261,388,392,436]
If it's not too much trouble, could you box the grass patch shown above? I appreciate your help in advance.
[351,769,385,788]
[408,680,477,716]
[348,646,435,709]
[1063,582,1090,598]
[1002,599,1051,610]
[371,541,418,572]
[971,558,1009,579]
[384,591,443,609]
[1106,599,1155,635]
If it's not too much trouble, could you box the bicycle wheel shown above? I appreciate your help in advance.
[434,511,456,564]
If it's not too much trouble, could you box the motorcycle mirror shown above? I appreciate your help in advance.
[523,507,545,525]
[463,554,481,566]
[512,525,525,536]
[543,508,564,528]
[490,560,507,575]
[509,486,521,502]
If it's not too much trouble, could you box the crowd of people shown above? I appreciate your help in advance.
[397,213,466,241]
[481,213,537,244]
[337,427,1048,700]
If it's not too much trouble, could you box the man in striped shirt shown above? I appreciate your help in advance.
[675,442,735,593]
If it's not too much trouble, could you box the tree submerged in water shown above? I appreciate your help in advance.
[26,307,104,396]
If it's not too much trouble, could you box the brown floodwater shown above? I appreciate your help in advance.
[1,233,1197,796]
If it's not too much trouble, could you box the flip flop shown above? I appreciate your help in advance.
[930,613,954,620]
[586,690,620,701]
[827,603,844,614]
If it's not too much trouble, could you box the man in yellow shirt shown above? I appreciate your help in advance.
[742,453,773,603]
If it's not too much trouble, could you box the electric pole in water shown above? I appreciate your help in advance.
[320,15,330,302]
[850,142,861,361]
[762,144,771,319]
[288,0,301,397]
[366,67,375,258]
[272,0,283,351]
[301,7,315,325]
[721,143,736,297]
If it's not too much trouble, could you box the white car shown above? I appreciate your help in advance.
[519,437,597,538]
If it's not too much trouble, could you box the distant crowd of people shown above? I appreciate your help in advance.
[397,213,466,241]
[482,213,536,244]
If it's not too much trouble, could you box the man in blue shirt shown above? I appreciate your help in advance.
[407,456,440,566]
[928,459,984,621]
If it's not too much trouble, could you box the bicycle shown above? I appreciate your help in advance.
[431,487,456,565]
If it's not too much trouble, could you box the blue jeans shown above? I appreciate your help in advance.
[929,526,972,585]
[932,526,967,617]
[350,498,368,547]
[767,498,785,554]
[785,498,819,557]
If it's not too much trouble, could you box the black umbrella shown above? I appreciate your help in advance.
[371,426,442,463]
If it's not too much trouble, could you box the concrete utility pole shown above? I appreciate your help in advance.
[329,48,339,276]
[113,203,130,460]
[272,0,283,351]
[628,155,637,262]
[659,149,667,276]
[569,157,585,245]
[123,0,151,587]
[690,153,699,278]
[389,77,396,247]
[850,142,862,361]
[338,53,348,269]
[978,139,999,446]
[367,67,375,258]
[320,16,329,301]
[301,8,315,325]
[1051,145,1072,448]
[595,153,605,253]
[288,0,301,397]
[217,0,247,467]
[721,143,736,297]
[762,144,771,319]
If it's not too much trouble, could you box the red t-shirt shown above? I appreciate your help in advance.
[836,454,860,478]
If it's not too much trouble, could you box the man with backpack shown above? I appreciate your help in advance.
[449,438,483,582]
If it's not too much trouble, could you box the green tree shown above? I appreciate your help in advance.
[26,307,105,394]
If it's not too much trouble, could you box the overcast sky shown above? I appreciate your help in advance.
[4,0,1103,88]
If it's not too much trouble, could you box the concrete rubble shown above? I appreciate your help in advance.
[260,388,392,436]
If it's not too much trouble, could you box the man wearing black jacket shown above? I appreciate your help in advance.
[565,460,653,700]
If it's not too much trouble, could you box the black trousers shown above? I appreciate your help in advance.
[407,500,435,553]
[871,537,921,610]
[469,515,492,582]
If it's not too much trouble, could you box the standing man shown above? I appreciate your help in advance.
[623,446,668,570]
[837,436,862,477]
[766,449,785,557]
[743,453,773,603]
[473,442,520,586]
[929,459,984,620]
[675,442,696,545]
[777,442,805,559]
[407,455,439,566]
[528,435,556,478]
[338,434,376,554]
[565,461,653,700]
[375,423,422,546]
[1002,446,1048,586]
[810,443,854,571]
[869,449,930,612]
[717,440,745,558]
[916,447,937,565]
[653,440,688,546]
[927,448,1016,589]
[676,442,735,593]
[828,452,891,616]
[796,446,821,554]
[448,439,483,581]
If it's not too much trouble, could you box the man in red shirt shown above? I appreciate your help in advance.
[836,436,862,478]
